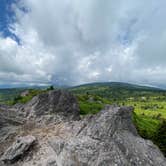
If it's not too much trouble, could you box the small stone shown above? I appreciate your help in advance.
[1,135,36,164]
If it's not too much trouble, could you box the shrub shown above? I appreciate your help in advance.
[79,102,103,115]
[154,120,166,156]
[47,85,54,91]
[156,113,162,120]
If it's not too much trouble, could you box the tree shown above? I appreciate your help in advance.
[47,85,54,91]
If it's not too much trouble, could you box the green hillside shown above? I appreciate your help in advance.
[0,86,49,105]
[0,88,25,104]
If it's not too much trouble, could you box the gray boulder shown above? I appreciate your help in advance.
[1,135,36,164]
[46,158,58,166]
[0,107,23,159]
[49,106,166,166]
[22,90,80,123]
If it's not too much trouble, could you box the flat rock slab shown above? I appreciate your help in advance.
[1,135,36,164]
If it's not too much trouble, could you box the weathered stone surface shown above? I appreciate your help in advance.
[1,135,36,164]
[49,106,166,166]
[23,90,80,123]
[0,90,80,165]
[46,158,57,166]
[0,107,23,160]
[20,90,30,97]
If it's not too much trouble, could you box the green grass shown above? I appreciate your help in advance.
[8,89,44,105]
[0,88,25,104]
[76,93,111,115]
[7,87,55,105]
[132,112,160,139]
[154,121,166,155]
[79,102,104,115]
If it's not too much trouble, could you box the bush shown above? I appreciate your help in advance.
[47,85,54,91]
[12,95,23,105]
[154,120,166,156]
[11,89,44,105]
[79,102,103,115]
[156,113,162,120]
[132,112,159,139]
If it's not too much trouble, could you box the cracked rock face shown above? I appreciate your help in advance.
[22,90,80,123]
[1,135,36,164]
[49,106,166,166]
[0,90,80,165]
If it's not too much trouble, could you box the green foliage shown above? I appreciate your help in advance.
[75,93,111,115]
[132,112,159,139]
[70,82,165,102]
[0,88,25,104]
[11,89,45,105]
[79,102,104,115]
[154,120,166,156]
[47,85,54,91]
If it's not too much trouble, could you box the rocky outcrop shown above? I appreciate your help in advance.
[0,107,23,160]
[22,90,80,123]
[20,90,30,97]
[1,136,36,164]
[0,90,80,165]
[0,90,80,127]
[0,91,165,166]
[48,106,166,166]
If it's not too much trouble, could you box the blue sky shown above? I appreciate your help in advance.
[0,0,19,42]
[0,0,14,36]
[0,0,166,88]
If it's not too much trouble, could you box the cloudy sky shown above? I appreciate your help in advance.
[0,0,166,88]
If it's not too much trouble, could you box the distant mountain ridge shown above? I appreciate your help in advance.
[70,82,165,91]
[0,82,165,91]
[0,82,165,104]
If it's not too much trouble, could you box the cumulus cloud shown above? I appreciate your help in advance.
[0,0,166,87]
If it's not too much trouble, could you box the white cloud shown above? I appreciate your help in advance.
[0,0,166,87]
